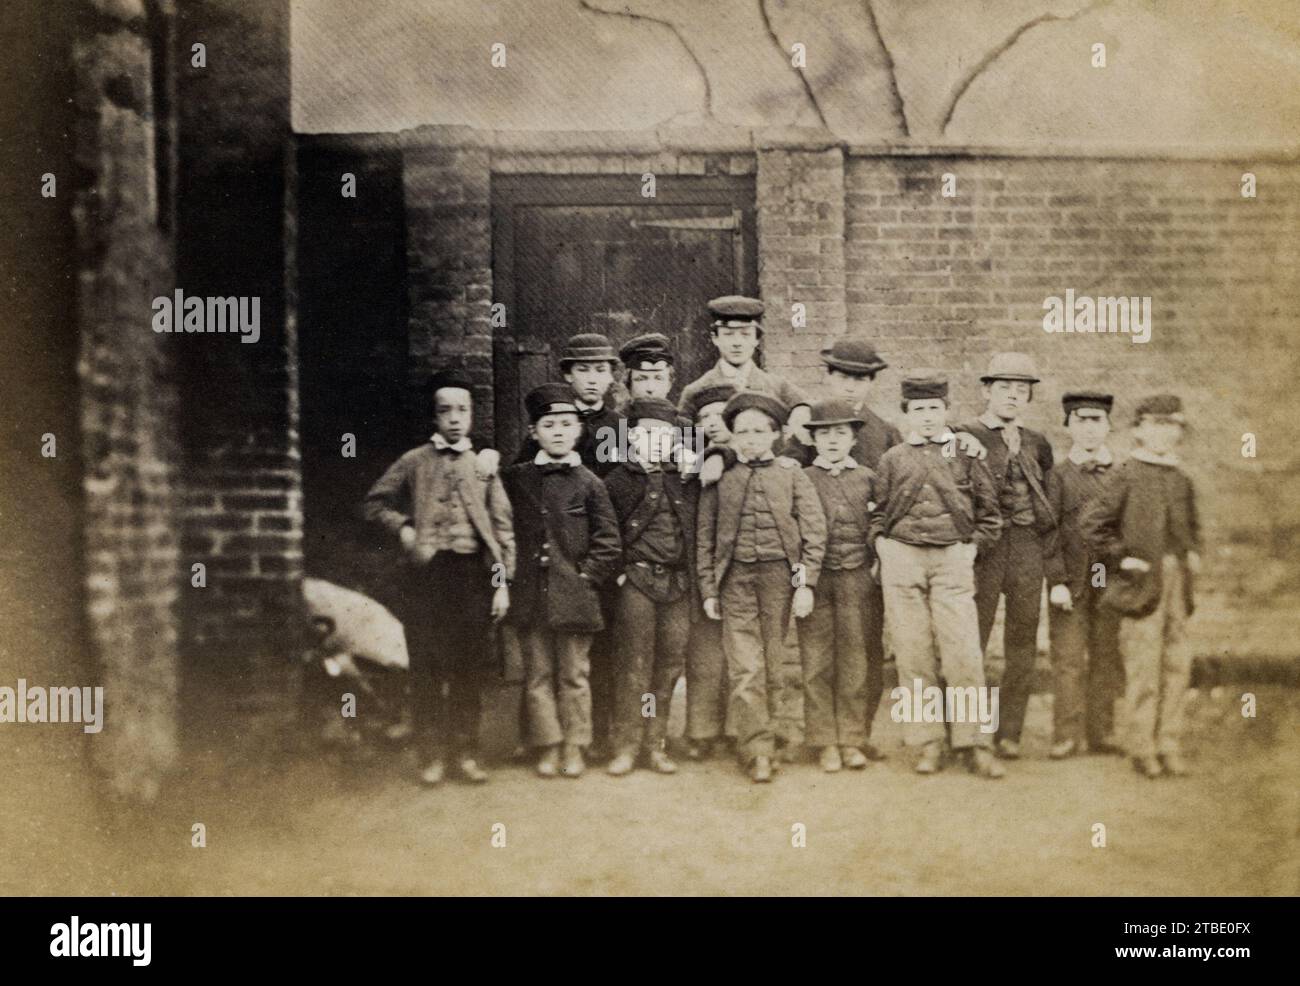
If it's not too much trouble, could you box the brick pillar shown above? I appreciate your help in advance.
[756,141,848,384]
[402,130,496,442]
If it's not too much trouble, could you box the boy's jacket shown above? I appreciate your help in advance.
[958,420,1057,538]
[604,460,699,606]
[696,456,827,601]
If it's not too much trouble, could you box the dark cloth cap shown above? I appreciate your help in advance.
[901,373,949,402]
[525,382,581,422]
[560,333,617,367]
[427,369,475,397]
[619,332,674,368]
[707,295,765,331]
[722,390,787,431]
[1062,391,1114,425]
[1133,393,1186,425]
[683,384,737,421]
[820,337,887,377]
[625,398,679,426]
[805,398,865,430]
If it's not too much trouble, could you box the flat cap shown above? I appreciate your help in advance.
[624,397,679,426]
[1062,390,1114,425]
[901,373,949,402]
[722,390,787,431]
[559,333,617,367]
[619,332,674,369]
[980,352,1041,384]
[820,337,888,377]
[708,295,765,328]
[683,384,737,421]
[805,398,865,430]
[1133,393,1186,425]
[525,382,581,422]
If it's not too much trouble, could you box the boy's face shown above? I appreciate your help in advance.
[731,408,779,460]
[433,386,473,443]
[627,366,673,400]
[982,380,1032,421]
[711,325,760,367]
[1134,416,1184,456]
[811,423,856,462]
[530,412,583,457]
[905,398,948,438]
[1067,409,1110,451]
[630,417,676,465]
[696,401,730,445]
[563,362,614,405]
[826,367,872,405]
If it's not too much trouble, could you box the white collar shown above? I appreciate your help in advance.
[575,397,604,413]
[735,449,775,465]
[533,450,582,468]
[906,429,955,447]
[1130,447,1180,467]
[431,434,472,452]
[813,455,859,473]
[1068,445,1113,466]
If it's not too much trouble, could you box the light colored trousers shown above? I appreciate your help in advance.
[1120,554,1193,758]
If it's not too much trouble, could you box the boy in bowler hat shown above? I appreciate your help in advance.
[362,369,515,785]
[500,383,622,779]
[798,399,878,771]
[869,374,1004,778]
[960,352,1058,760]
[696,392,827,782]
[602,398,698,776]
[1044,391,1124,759]
[1081,394,1200,778]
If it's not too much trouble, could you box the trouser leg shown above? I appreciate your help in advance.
[833,567,870,748]
[798,571,837,749]
[556,632,594,747]
[878,539,943,748]
[998,526,1044,743]
[521,626,563,749]
[612,583,656,754]
[686,618,728,741]
[1084,590,1123,746]
[1154,557,1193,757]
[929,542,992,749]
[863,578,886,742]
[1049,595,1088,746]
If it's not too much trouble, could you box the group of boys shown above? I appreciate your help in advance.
[364,295,1201,786]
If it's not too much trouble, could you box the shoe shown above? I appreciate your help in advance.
[419,759,446,786]
[862,743,888,762]
[1049,738,1079,760]
[1089,737,1125,756]
[914,741,943,775]
[456,758,488,784]
[535,746,560,779]
[841,746,869,770]
[648,749,678,775]
[749,756,773,783]
[995,738,1021,760]
[1132,755,1163,779]
[818,746,843,773]
[686,739,714,762]
[967,747,1006,779]
[1158,752,1190,777]
[560,743,585,778]
[606,752,636,777]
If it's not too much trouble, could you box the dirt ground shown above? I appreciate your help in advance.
[8,682,1296,897]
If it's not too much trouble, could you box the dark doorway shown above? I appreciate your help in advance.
[491,174,758,453]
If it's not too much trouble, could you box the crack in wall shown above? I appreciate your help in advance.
[939,0,1115,134]
[577,0,715,121]
[863,0,910,138]
[757,0,831,130]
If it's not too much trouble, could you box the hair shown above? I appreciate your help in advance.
[625,365,675,385]
[1066,407,1110,426]
[808,420,864,436]
[826,366,878,382]
[732,407,782,431]
[900,397,949,413]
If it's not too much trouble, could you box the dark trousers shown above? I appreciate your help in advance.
[863,577,886,742]
[974,525,1044,743]
[686,618,728,741]
[402,552,492,759]
[612,581,690,754]
[720,559,794,765]
[1050,585,1123,747]
[587,587,619,751]
[798,565,870,748]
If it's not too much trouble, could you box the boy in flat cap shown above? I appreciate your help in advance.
[870,374,1004,778]
[678,295,811,444]
[798,399,878,771]
[500,383,622,779]
[619,333,675,402]
[363,369,515,785]
[1044,391,1124,759]
[696,392,827,783]
[602,398,698,776]
[1081,394,1200,779]
[959,352,1057,760]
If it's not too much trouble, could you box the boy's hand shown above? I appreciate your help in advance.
[699,454,725,487]
[1049,583,1073,611]
[792,586,814,619]
[704,597,721,621]
[616,573,627,587]
[491,585,510,623]
[475,448,500,479]
[1120,556,1151,573]
[953,431,987,459]
[399,525,417,550]
[1187,551,1201,575]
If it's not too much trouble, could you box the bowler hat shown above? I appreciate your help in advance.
[980,352,1041,384]
[805,398,865,431]
[721,391,787,431]
[525,382,581,422]
[559,333,617,368]
[820,337,887,377]
[1062,390,1114,426]
[625,398,679,426]
[901,373,949,402]
[1133,393,1186,426]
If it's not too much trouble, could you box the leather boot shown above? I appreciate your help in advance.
[967,747,1006,779]
[1158,752,1190,777]
[648,749,678,775]
[606,751,636,776]
[560,743,585,778]
[535,745,560,779]
[749,755,773,783]
[818,746,843,773]
[841,746,869,769]
[914,741,943,775]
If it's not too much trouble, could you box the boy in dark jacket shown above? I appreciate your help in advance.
[1080,394,1200,779]
[603,398,697,776]
[500,383,622,779]
[363,370,515,786]
[870,374,1004,779]
[1044,391,1123,759]
[697,392,827,783]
